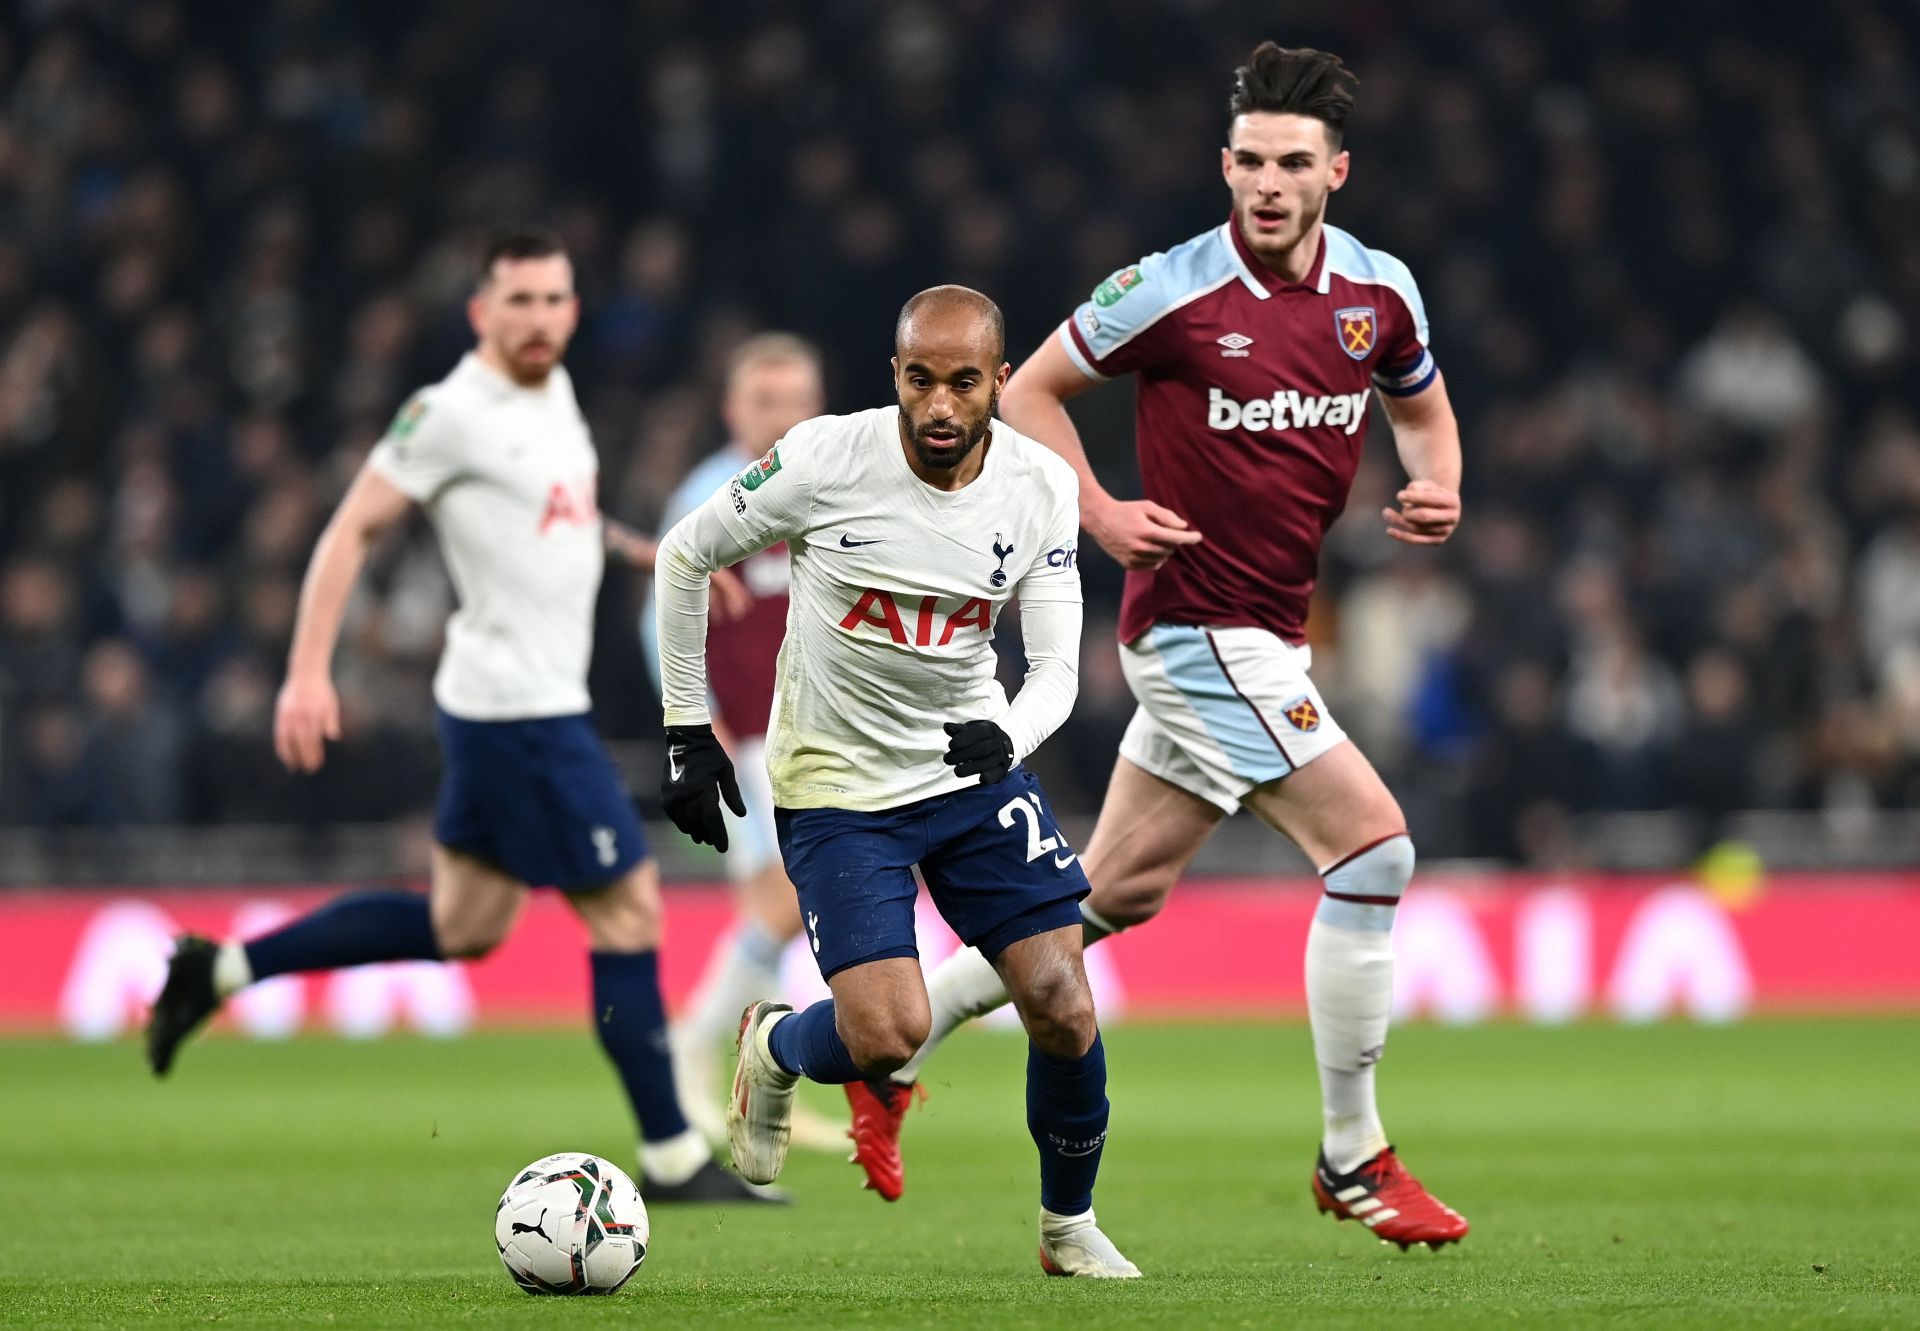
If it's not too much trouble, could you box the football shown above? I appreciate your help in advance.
[494,1152,649,1295]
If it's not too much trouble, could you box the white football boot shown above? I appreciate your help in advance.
[1037,1208,1143,1278]
[681,1017,846,1152]
[727,1001,798,1185]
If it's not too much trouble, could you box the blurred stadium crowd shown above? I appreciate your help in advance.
[2,0,1919,864]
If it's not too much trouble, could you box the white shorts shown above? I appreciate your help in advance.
[1118,624,1348,814]
[722,734,783,882]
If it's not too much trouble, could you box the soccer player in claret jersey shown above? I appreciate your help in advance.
[143,228,772,1205]
[877,45,1471,1249]
[655,287,1140,1277]
[642,333,848,1154]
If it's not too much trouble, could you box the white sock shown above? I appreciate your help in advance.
[890,944,1009,1085]
[1307,835,1414,1173]
[678,921,785,1046]
[1307,919,1392,1172]
[213,941,253,998]
[1040,1204,1097,1233]
[639,1127,710,1186]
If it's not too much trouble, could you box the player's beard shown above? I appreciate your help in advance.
[1241,186,1327,261]
[901,391,998,472]
[504,337,562,386]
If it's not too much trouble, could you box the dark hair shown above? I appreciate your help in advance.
[477,226,567,286]
[1228,43,1358,146]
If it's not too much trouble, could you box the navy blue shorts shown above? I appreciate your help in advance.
[775,766,1089,981]
[433,707,648,892]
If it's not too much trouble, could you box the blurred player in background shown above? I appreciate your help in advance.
[656,287,1140,1276]
[144,227,771,1205]
[641,333,846,1151]
[878,45,1471,1248]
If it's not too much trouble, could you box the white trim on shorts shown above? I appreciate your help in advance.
[1117,624,1348,813]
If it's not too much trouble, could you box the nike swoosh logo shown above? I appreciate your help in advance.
[667,747,686,782]
[839,534,883,548]
[1053,852,1078,869]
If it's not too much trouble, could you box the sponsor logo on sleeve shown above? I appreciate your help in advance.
[1092,265,1144,308]
[385,396,428,454]
[737,444,783,492]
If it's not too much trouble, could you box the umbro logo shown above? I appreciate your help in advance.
[1217,332,1254,358]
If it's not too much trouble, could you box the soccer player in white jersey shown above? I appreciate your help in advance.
[144,228,771,1205]
[640,333,848,1154]
[872,46,1472,1248]
[654,287,1140,1277]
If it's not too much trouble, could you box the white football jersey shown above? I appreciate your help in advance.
[368,352,604,720]
[656,407,1083,811]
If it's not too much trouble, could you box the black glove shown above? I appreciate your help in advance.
[942,719,1014,786]
[661,723,745,851]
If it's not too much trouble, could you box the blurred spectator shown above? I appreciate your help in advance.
[1676,304,1827,434]
[76,637,185,824]
[1563,623,1686,811]
[1857,509,1920,684]
[1,2,1918,858]
[1668,650,1763,843]
[0,557,81,704]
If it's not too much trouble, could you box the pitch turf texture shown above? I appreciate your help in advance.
[2,1021,1914,1328]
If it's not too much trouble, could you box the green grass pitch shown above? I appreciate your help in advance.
[1,1019,1914,1328]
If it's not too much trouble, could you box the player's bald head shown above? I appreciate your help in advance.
[894,285,1006,369]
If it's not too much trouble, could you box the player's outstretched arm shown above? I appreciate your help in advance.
[1379,372,1463,546]
[274,464,413,773]
[608,516,752,622]
[1001,333,1201,571]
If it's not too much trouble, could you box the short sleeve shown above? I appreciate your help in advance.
[1369,260,1438,398]
[367,389,464,501]
[1058,253,1187,380]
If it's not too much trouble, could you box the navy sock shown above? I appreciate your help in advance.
[244,889,441,980]
[591,951,691,1144]
[1028,1031,1110,1217]
[765,998,864,1084]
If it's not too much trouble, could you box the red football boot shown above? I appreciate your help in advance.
[1312,1146,1470,1250]
[843,1079,924,1201]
